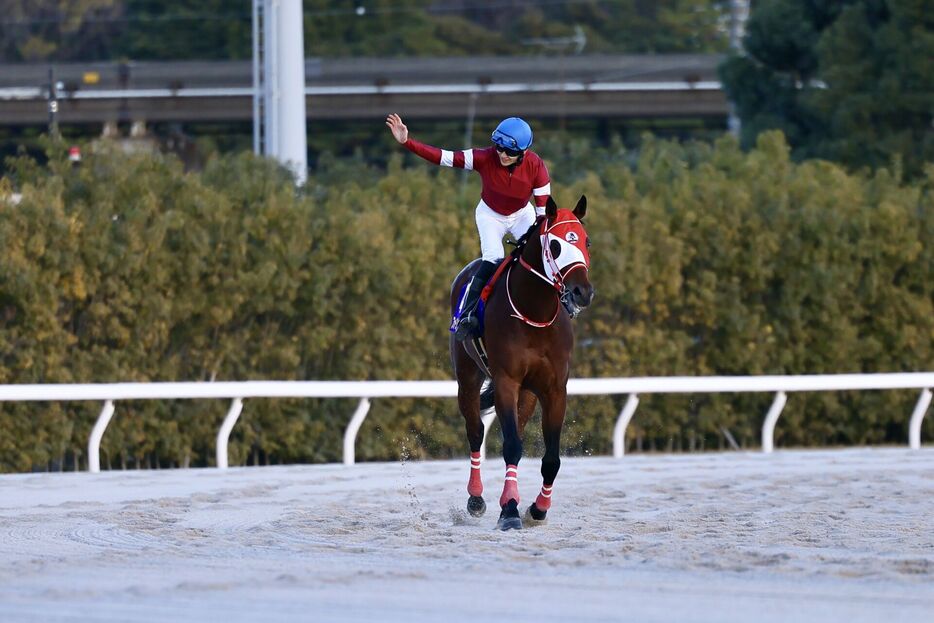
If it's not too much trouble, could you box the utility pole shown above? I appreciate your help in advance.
[47,67,59,138]
[252,0,263,156]
[728,0,751,138]
[521,27,586,131]
[461,92,478,193]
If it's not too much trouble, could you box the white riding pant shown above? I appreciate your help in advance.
[475,200,538,262]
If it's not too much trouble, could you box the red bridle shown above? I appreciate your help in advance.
[509,215,590,327]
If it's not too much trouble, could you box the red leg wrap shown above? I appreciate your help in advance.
[499,464,520,508]
[467,452,483,496]
[535,484,553,511]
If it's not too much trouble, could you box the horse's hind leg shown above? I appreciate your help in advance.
[528,391,567,522]
[455,357,488,517]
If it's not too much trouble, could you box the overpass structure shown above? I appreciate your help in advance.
[0,54,727,126]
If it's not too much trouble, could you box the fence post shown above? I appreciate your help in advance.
[761,391,788,453]
[613,394,640,458]
[343,398,371,465]
[909,388,932,450]
[216,398,244,469]
[88,400,115,473]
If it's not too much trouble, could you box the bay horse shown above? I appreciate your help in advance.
[449,195,594,530]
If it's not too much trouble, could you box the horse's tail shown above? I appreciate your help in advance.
[479,378,495,411]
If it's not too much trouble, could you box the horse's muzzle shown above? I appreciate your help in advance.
[560,284,594,318]
[572,284,595,308]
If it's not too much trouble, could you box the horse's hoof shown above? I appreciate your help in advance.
[496,499,522,531]
[527,503,548,522]
[496,515,522,531]
[467,495,487,517]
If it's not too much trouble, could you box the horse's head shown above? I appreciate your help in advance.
[539,195,594,317]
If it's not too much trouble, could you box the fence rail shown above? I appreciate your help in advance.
[1,373,931,472]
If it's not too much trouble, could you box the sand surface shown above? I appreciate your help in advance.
[1,448,932,622]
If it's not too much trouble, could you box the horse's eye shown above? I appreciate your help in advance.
[586,237,592,248]
[549,239,562,258]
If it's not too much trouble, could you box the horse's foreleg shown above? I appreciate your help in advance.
[496,381,523,509]
[493,379,524,530]
[529,391,567,522]
[494,389,536,505]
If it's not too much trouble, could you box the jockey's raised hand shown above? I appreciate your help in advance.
[386,113,408,144]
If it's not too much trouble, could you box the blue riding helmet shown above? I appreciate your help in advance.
[491,117,533,152]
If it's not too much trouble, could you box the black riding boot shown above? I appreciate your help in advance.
[454,260,497,341]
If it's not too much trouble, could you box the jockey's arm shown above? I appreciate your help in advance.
[532,161,551,217]
[403,138,476,171]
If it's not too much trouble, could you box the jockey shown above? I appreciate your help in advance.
[386,113,551,341]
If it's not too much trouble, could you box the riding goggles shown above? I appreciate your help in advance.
[491,129,525,157]
[494,144,523,158]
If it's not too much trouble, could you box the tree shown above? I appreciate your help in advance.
[3,131,931,471]
[719,0,934,176]
[116,0,251,60]
[0,0,123,62]
[3,1,732,63]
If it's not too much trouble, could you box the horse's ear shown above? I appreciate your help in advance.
[546,196,558,220]
[573,195,587,220]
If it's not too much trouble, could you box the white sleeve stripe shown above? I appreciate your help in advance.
[463,150,473,171]
[440,150,454,167]
[532,183,551,196]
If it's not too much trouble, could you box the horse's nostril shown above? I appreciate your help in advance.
[574,287,593,307]
[572,286,594,307]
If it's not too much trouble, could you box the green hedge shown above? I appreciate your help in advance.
[0,132,931,472]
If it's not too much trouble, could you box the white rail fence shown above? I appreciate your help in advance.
[0,373,931,472]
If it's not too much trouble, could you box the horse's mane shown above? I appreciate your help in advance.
[511,219,541,254]
[508,211,584,260]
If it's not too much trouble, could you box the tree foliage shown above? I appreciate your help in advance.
[0,0,732,62]
[720,0,934,177]
[0,0,123,61]
[0,131,931,472]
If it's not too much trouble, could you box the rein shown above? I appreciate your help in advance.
[505,263,559,327]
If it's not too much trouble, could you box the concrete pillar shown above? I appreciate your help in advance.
[262,0,307,184]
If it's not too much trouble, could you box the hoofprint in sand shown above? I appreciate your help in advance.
[0,448,931,622]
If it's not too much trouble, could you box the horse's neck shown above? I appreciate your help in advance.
[513,243,557,307]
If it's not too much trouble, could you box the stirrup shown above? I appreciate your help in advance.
[454,314,479,341]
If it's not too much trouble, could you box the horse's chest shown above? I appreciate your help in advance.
[488,335,567,379]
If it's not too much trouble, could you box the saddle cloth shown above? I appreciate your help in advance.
[450,258,514,379]
[449,257,512,335]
